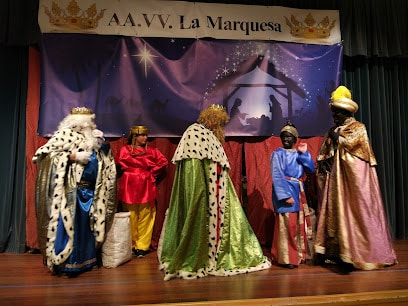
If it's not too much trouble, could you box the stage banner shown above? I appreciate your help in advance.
[38,0,341,45]
[38,34,342,137]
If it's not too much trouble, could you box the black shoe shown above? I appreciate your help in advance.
[279,264,297,269]
[59,272,77,278]
[27,248,41,254]
[338,262,354,274]
[136,249,149,258]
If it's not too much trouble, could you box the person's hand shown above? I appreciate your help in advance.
[285,197,295,205]
[74,151,92,164]
[297,142,308,154]
[329,129,339,143]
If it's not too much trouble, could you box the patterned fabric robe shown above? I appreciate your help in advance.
[314,117,397,270]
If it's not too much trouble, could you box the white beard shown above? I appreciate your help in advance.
[83,128,100,151]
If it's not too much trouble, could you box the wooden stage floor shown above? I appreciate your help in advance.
[1,240,408,306]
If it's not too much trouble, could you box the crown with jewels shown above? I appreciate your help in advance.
[208,104,226,111]
[285,13,336,39]
[43,0,106,30]
[71,106,93,115]
[130,125,149,135]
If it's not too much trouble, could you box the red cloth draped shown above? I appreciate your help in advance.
[25,47,46,249]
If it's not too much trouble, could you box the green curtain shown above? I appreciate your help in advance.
[0,45,28,253]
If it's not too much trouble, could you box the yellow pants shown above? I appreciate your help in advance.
[126,203,156,251]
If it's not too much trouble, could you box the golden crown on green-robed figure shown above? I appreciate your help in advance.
[208,104,226,111]
[43,0,106,30]
[285,13,336,39]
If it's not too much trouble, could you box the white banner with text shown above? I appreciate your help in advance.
[38,0,341,45]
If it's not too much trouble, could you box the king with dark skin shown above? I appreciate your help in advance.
[314,85,397,271]
[329,106,352,142]
[319,106,352,174]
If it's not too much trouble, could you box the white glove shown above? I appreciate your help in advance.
[75,151,92,164]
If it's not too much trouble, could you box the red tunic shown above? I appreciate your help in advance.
[118,145,168,204]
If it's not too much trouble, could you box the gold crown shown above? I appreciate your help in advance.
[130,125,149,135]
[285,13,336,39]
[43,0,106,30]
[208,104,226,111]
[71,107,93,115]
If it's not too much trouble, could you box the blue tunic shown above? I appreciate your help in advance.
[270,148,314,213]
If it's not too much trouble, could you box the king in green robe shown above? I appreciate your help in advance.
[158,119,270,281]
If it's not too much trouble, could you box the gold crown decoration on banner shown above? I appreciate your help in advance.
[43,0,106,30]
[285,13,336,39]
[70,106,93,115]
